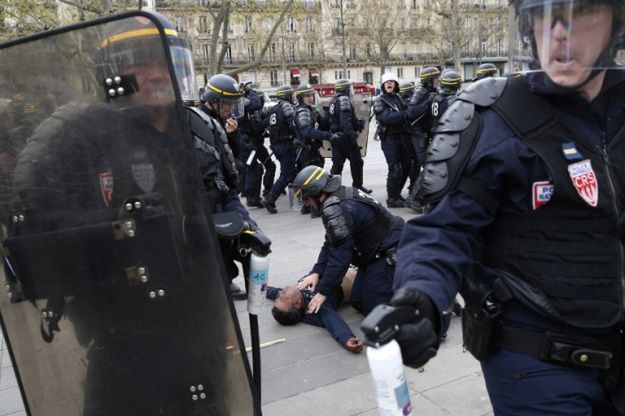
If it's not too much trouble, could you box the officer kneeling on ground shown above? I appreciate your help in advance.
[290,165,404,315]
[384,1,625,414]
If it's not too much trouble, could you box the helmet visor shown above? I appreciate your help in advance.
[170,43,199,104]
[287,186,305,211]
[511,0,625,87]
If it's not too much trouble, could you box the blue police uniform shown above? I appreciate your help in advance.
[328,93,366,190]
[374,92,413,205]
[266,286,356,349]
[395,71,625,415]
[313,187,404,314]
[294,103,332,171]
[238,89,275,206]
[265,99,297,210]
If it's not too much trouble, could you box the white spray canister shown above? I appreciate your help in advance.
[366,339,413,416]
[247,253,270,315]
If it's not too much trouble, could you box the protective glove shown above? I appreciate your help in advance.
[357,118,366,132]
[390,287,440,368]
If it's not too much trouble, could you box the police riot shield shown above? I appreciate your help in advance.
[0,12,258,416]
[319,92,372,158]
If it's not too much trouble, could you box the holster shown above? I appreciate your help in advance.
[461,299,502,361]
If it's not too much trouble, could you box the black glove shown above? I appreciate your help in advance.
[390,287,440,368]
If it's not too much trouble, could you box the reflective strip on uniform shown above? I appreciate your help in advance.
[206,82,243,97]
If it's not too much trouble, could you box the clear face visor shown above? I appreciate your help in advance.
[511,0,625,86]
[219,96,245,119]
[288,186,305,211]
[170,44,199,104]
[298,91,320,107]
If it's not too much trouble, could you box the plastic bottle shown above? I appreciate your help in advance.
[247,253,270,315]
[366,339,413,416]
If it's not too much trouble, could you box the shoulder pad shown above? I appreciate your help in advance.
[295,107,313,129]
[321,196,350,244]
[373,99,385,114]
[432,99,474,133]
[282,103,295,118]
[337,96,351,111]
[457,77,507,107]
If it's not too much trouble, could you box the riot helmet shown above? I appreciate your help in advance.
[419,66,441,91]
[290,166,341,203]
[380,72,400,94]
[510,0,625,94]
[440,69,462,93]
[474,63,498,81]
[275,85,295,104]
[334,79,353,96]
[201,73,244,119]
[98,12,199,106]
[398,81,415,99]
[295,83,319,106]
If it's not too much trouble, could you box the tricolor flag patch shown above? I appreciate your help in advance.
[567,159,598,207]
[532,180,554,210]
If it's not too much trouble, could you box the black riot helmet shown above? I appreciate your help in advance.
[440,69,462,93]
[398,81,415,99]
[295,83,318,105]
[290,166,341,200]
[419,67,441,91]
[334,79,353,96]
[201,73,244,118]
[510,0,625,93]
[474,63,498,81]
[275,85,295,103]
[98,12,199,106]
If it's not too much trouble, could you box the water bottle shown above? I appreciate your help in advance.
[366,339,413,416]
[247,253,269,315]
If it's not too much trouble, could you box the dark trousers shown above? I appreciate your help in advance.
[349,257,394,315]
[268,143,296,198]
[381,135,412,199]
[482,348,604,416]
[330,136,364,186]
[244,141,275,200]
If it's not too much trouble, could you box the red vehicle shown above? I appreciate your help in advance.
[308,82,376,98]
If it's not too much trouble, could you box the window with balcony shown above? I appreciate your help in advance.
[306,17,313,32]
[248,45,255,62]
[226,46,232,64]
[481,41,487,56]
[349,47,356,61]
[397,67,403,78]
[245,16,252,33]
[308,42,315,59]
[270,70,279,86]
[363,71,373,85]
[414,67,420,78]
[271,43,277,62]
[412,0,417,8]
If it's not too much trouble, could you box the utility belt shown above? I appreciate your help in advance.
[462,278,622,372]
[354,245,397,267]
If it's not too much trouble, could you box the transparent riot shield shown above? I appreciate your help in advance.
[0,12,257,416]
[319,92,372,158]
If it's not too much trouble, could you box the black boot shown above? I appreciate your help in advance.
[354,184,373,194]
[262,193,278,214]
[246,197,264,208]
[352,165,372,194]
[386,198,406,208]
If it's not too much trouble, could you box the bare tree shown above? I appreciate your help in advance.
[323,0,359,76]
[0,0,60,42]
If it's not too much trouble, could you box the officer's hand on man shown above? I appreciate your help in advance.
[390,287,440,368]
[307,292,327,314]
[297,273,320,291]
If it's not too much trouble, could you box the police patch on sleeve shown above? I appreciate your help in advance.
[99,171,114,207]
[532,180,553,210]
[567,159,598,207]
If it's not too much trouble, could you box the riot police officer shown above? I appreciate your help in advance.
[2,12,262,415]
[327,79,372,194]
[293,84,339,217]
[373,73,413,208]
[430,69,462,124]
[404,67,440,213]
[294,84,337,172]
[388,1,625,414]
[238,83,276,208]
[199,73,270,300]
[290,166,404,315]
[262,85,298,214]
[397,81,422,209]
[473,63,499,82]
